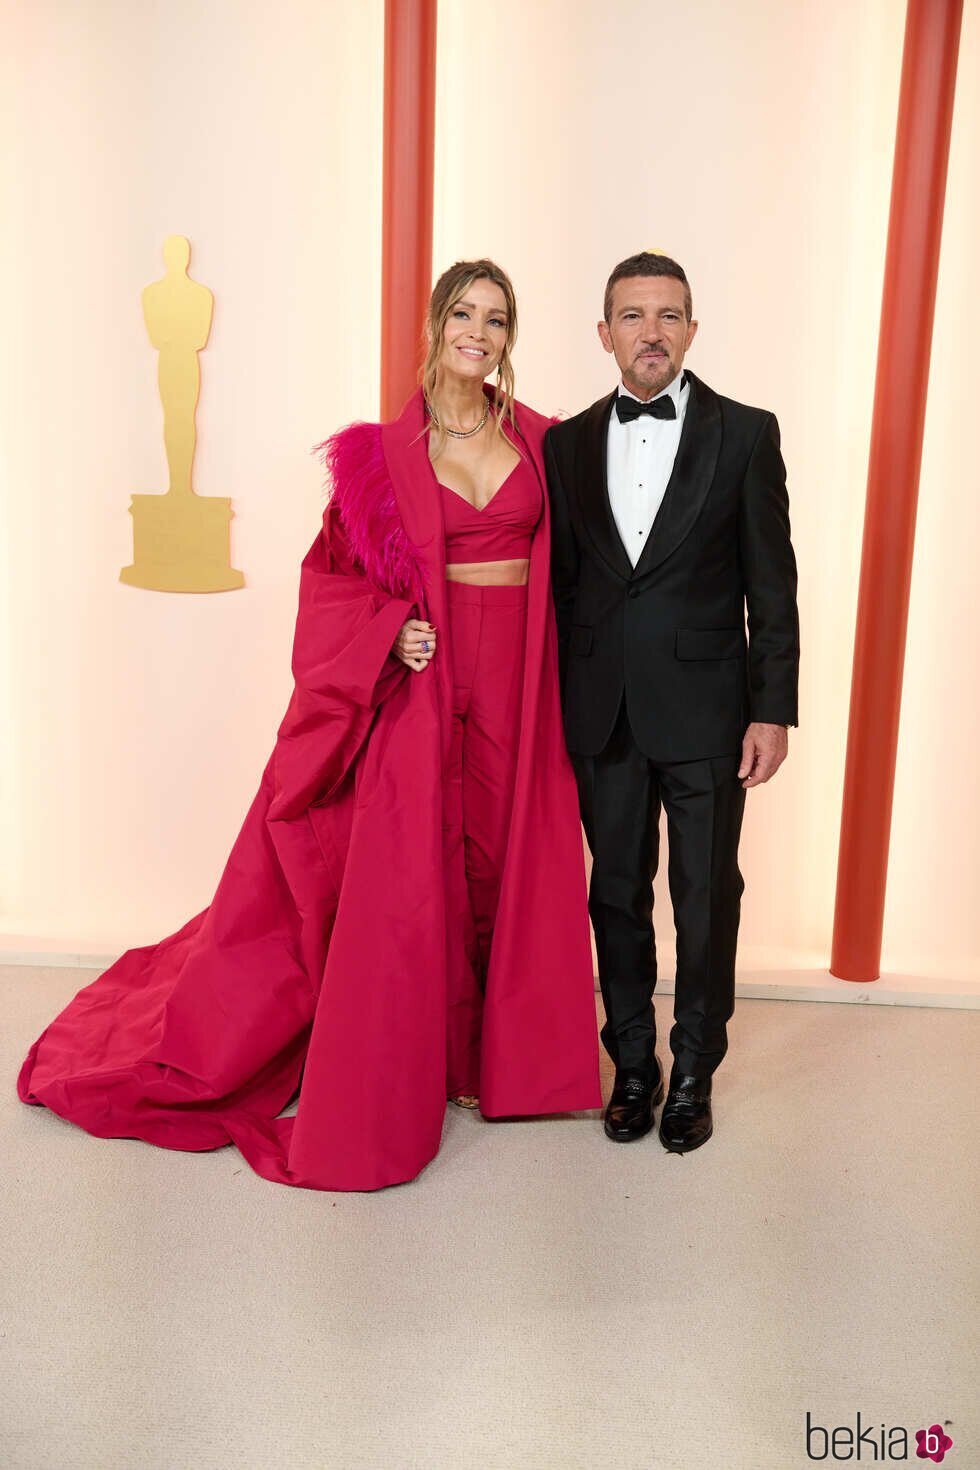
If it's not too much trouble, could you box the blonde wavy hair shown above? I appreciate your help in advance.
[420,259,518,449]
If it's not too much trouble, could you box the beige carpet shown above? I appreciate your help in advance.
[2,965,977,1470]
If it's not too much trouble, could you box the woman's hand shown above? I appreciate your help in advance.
[393,619,437,672]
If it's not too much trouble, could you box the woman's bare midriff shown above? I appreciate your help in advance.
[445,558,530,586]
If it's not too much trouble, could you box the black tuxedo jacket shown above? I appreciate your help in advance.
[544,370,799,763]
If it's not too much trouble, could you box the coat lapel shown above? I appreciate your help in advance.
[379,390,445,607]
[379,391,453,754]
[576,392,633,582]
[631,370,722,581]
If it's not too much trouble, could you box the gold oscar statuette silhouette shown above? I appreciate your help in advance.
[120,235,244,592]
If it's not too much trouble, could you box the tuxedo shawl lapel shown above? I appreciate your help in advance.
[632,370,722,581]
[577,391,633,582]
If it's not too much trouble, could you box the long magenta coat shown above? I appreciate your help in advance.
[18,389,601,1190]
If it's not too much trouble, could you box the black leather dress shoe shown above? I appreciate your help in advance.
[603,1061,664,1142]
[658,1072,713,1153]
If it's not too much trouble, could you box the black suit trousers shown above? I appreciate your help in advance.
[574,700,746,1080]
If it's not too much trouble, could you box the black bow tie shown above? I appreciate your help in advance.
[616,393,677,423]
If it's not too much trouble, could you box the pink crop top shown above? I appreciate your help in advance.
[440,457,542,563]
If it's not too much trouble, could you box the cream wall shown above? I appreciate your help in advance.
[1,0,385,950]
[2,1,977,984]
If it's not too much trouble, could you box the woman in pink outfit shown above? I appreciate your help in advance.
[18,259,601,1190]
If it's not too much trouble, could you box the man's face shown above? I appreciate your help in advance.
[598,275,698,400]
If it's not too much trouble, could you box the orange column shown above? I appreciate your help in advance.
[831,0,963,982]
[380,0,437,419]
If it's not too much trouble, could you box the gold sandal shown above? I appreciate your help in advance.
[450,1094,480,1110]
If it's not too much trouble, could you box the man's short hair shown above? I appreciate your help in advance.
[604,252,692,323]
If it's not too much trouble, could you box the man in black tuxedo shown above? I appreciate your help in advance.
[544,252,799,1152]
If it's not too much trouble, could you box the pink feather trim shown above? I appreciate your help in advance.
[313,421,426,604]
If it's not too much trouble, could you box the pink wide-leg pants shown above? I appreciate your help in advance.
[443,580,527,1097]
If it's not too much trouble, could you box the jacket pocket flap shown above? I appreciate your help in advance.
[569,625,593,657]
[675,627,744,660]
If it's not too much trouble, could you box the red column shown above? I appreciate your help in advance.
[831,0,963,982]
[380,0,437,420]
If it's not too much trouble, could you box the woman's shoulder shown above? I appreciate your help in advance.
[316,417,383,463]
[312,419,389,533]
[311,418,424,601]
[313,419,385,504]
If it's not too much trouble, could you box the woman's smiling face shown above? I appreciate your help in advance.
[436,277,511,384]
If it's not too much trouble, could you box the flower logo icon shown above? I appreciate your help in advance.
[915,1424,953,1462]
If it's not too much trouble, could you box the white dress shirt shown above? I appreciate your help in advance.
[606,371,689,567]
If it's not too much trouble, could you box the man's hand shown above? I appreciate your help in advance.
[738,722,789,789]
